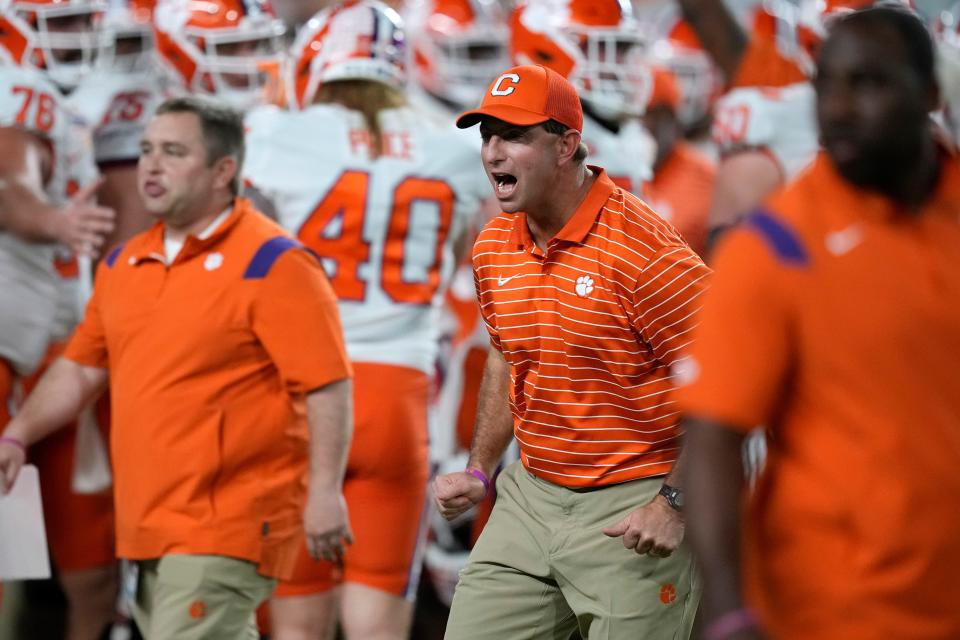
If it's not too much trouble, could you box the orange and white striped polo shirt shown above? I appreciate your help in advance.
[473,168,710,488]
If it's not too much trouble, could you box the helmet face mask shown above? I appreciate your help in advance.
[566,23,646,121]
[2,0,113,89]
[100,0,155,74]
[153,0,286,111]
[192,24,285,106]
[288,0,406,110]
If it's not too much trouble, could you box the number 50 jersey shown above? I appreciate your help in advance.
[244,103,490,374]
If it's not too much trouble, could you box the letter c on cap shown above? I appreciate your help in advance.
[491,73,520,96]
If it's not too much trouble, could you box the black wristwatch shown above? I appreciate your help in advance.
[658,483,684,512]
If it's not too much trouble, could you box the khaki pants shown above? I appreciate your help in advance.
[445,462,700,640]
[133,554,276,640]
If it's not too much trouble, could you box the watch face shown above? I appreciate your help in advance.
[661,484,683,510]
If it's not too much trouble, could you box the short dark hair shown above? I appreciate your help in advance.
[155,96,246,195]
[542,119,588,163]
[830,5,936,92]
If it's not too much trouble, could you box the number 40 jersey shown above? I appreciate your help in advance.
[243,103,490,374]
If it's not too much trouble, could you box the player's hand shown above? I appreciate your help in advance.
[55,178,116,257]
[433,471,487,521]
[0,437,26,495]
[302,486,353,563]
[602,495,684,556]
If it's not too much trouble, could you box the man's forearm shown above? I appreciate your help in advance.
[682,415,749,620]
[3,357,107,446]
[466,348,514,477]
[664,447,686,487]
[0,175,62,243]
[304,378,353,490]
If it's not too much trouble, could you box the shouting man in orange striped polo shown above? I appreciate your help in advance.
[433,64,709,639]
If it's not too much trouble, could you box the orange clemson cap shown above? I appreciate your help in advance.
[456,64,583,133]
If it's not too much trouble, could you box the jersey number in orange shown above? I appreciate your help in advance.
[12,85,55,132]
[298,170,455,306]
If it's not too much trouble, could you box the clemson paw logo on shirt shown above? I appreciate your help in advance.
[575,275,594,297]
[188,600,207,619]
[660,583,677,605]
[204,252,224,271]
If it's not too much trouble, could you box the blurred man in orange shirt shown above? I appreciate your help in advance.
[680,7,960,640]
[0,96,354,640]
[643,66,716,256]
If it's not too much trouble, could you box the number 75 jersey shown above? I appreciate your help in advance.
[243,103,491,374]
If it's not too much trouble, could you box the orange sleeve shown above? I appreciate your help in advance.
[63,262,110,369]
[674,224,796,432]
[252,248,352,394]
[730,35,808,90]
[632,245,711,367]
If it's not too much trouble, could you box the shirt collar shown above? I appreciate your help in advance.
[507,166,616,250]
[132,198,250,265]
[196,206,233,240]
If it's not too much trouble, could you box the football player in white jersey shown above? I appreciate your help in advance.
[0,0,109,419]
[69,0,162,247]
[0,1,116,638]
[243,2,488,637]
[509,0,657,197]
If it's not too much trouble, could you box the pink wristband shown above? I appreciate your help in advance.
[465,468,490,496]
[0,436,26,454]
[703,608,759,640]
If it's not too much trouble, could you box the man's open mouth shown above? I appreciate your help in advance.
[492,172,517,197]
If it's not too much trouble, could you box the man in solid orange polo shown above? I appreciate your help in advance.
[680,7,960,640]
[0,96,354,640]
[433,65,709,639]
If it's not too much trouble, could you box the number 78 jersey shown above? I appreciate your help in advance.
[244,103,490,374]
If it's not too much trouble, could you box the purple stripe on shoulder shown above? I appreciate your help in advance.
[243,236,301,279]
[744,210,808,266]
[105,244,125,268]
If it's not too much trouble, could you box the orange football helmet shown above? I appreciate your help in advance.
[508,0,647,121]
[153,0,286,110]
[287,0,406,110]
[405,0,508,110]
[0,0,112,88]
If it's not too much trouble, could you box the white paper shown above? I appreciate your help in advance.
[0,464,51,580]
